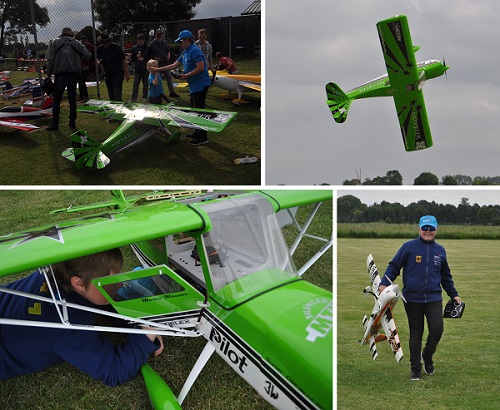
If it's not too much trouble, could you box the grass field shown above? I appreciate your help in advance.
[0,57,260,186]
[337,238,500,410]
[338,223,500,240]
[0,190,332,410]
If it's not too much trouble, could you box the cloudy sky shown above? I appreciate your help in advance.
[266,0,500,185]
[337,187,500,207]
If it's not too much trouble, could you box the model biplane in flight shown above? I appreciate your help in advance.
[326,15,449,151]
[211,69,261,105]
[0,190,333,409]
[62,100,238,170]
[361,254,405,362]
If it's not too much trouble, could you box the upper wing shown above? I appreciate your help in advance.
[258,190,332,211]
[0,119,40,131]
[78,100,237,133]
[367,254,381,295]
[0,200,205,278]
[377,15,432,151]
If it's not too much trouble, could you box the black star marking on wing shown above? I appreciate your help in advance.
[0,224,74,249]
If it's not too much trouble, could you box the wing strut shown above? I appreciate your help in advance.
[177,342,216,405]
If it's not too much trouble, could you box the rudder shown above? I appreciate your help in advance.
[325,82,352,123]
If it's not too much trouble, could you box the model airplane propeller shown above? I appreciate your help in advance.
[361,254,405,361]
[0,190,332,409]
[61,100,238,170]
[326,15,449,151]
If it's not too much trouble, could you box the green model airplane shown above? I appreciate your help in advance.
[326,15,449,151]
[61,100,238,170]
[0,190,332,409]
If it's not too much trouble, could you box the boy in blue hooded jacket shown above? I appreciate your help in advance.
[0,249,163,386]
[379,215,462,381]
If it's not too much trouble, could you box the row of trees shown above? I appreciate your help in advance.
[341,170,500,185]
[1,0,201,53]
[338,195,500,225]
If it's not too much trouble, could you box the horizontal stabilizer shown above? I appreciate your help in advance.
[62,130,110,170]
[325,82,352,123]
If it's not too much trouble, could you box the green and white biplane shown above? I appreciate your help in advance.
[0,190,332,409]
[326,15,449,151]
[62,100,238,170]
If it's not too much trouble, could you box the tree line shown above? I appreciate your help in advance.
[338,195,500,225]
[341,170,500,185]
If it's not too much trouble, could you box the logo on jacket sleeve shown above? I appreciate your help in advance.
[416,255,422,263]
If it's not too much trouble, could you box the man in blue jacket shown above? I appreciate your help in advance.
[0,249,163,386]
[379,215,462,381]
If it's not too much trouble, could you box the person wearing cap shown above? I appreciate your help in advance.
[46,27,91,130]
[77,35,95,102]
[97,32,130,101]
[378,215,462,381]
[152,30,211,146]
[148,30,179,98]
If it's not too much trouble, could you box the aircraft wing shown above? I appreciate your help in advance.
[377,15,432,151]
[0,200,206,277]
[0,119,40,131]
[258,190,332,211]
[239,81,261,92]
[380,306,403,362]
[78,100,237,133]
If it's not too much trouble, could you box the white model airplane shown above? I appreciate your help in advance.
[211,69,261,105]
[361,254,405,361]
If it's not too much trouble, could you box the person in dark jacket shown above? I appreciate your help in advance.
[46,27,91,130]
[379,215,462,381]
[97,32,130,101]
[0,249,163,386]
[130,33,150,102]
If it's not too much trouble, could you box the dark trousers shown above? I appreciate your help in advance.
[52,72,79,125]
[132,68,148,100]
[105,73,124,101]
[190,86,209,139]
[404,300,443,371]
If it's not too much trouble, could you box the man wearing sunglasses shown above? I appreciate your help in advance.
[379,215,462,381]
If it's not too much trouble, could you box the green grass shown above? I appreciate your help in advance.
[0,190,332,410]
[0,57,260,185]
[337,238,500,410]
[338,222,500,239]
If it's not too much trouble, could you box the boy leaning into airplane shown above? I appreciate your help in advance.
[0,249,164,386]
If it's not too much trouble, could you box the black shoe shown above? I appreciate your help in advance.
[410,369,422,380]
[189,137,209,146]
[422,353,435,375]
[46,124,59,131]
[169,92,180,98]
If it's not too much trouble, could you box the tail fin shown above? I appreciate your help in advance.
[61,130,110,170]
[325,82,352,123]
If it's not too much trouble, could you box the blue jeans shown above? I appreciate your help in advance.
[404,300,444,371]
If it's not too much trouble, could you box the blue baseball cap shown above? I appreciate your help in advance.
[174,30,194,42]
[419,215,438,229]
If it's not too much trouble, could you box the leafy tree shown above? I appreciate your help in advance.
[337,195,366,222]
[442,175,458,185]
[94,0,201,34]
[414,172,439,185]
[0,0,49,48]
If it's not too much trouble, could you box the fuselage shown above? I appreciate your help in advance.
[346,60,448,100]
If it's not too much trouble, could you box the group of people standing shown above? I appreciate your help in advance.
[45,26,232,146]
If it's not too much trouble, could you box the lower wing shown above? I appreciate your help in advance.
[380,306,403,362]
[0,119,39,131]
[393,89,433,151]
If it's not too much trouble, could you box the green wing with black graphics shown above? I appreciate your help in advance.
[377,15,432,151]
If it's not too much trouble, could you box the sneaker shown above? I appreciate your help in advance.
[410,369,422,380]
[169,92,180,98]
[189,137,209,146]
[46,124,59,131]
[422,353,435,375]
